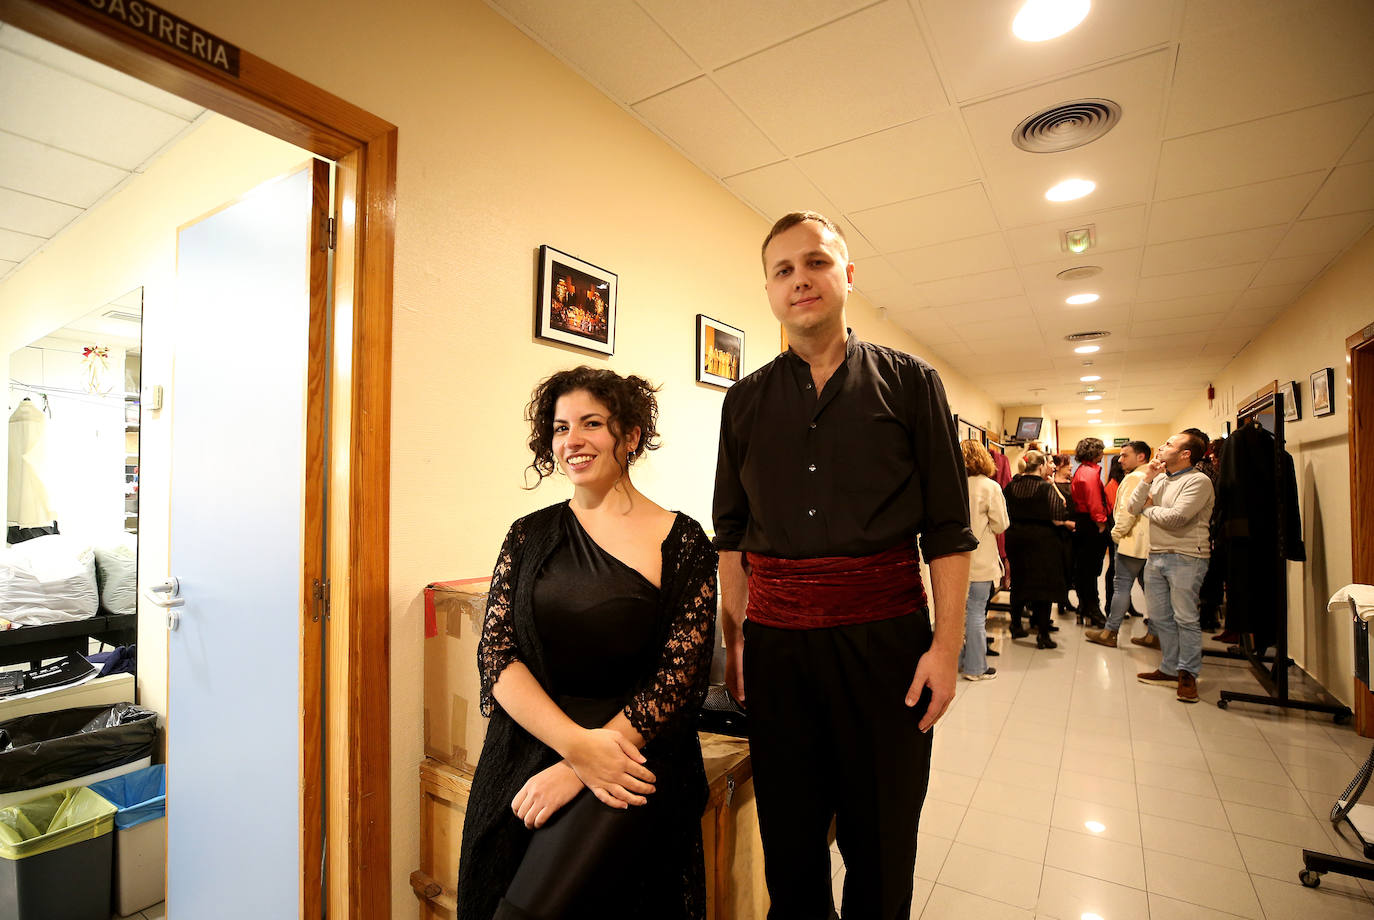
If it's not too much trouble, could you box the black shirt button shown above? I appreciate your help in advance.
[807,508,817,517]
[809,422,817,429]
[805,383,813,390]
[808,464,817,472]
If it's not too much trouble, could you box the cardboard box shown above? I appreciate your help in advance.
[423,580,490,773]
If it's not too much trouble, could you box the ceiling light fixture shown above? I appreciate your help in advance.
[1066,293,1099,305]
[1088,419,1101,423]
[1046,178,1096,201]
[1061,225,1097,253]
[1012,0,1091,42]
[1087,408,1103,414]
[1080,375,1101,382]
[1085,394,1103,400]
[1074,344,1100,354]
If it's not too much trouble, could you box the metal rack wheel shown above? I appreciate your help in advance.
[1299,869,1322,888]
[1217,699,1229,709]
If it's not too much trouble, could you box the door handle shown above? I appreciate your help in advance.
[143,579,185,631]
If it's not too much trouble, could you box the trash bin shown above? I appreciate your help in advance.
[0,786,117,920]
[0,702,158,802]
[90,764,165,916]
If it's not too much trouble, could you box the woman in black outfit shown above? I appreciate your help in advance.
[1051,454,1077,618]
[457,367,717,920]
[1004,451,1075,648]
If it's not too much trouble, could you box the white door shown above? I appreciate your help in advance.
[165,162,328,917]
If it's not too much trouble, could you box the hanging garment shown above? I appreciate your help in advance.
[7,401,55,528]
[1215,422,1304,649]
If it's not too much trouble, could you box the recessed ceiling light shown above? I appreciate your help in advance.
[1074,344,1100,354]
[1066,293,1099,305]
[1082,913,1105,920]
[1087,409,1103,414]
[1012,0,1091,42]
[1084,820,1106,833]
[1085,394,1103,401]
[1088,418,1102,423]
[1046,178,1096,201]
[1080,375,1101,382]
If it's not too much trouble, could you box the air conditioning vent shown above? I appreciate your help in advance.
[1122,407,1154,412]
[1057,265,1102,281]
[102,310,142,324]
[1013,98,1122,153]
[1064,331,1110,342]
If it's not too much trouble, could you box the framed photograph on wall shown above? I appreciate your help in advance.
[536,245,617,356]
[1278,380,1300,422]
[1310,367,1335,417]
[697,314,744,389]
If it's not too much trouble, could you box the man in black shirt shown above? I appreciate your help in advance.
[713,211,975,920]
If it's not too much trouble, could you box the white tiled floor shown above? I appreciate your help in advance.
[828,609,1374,919]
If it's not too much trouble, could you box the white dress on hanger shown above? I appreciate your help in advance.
[8,399,55,528]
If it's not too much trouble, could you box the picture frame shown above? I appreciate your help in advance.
[696,314,744,389]
[1278,380,1300,422]
[535,245,617,356]
[1310,367,1335,417]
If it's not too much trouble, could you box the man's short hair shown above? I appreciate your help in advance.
[1074,437,1105,463]
[1177,431,1206,466]
[1126,440,1151,459]
[761,211,849,269]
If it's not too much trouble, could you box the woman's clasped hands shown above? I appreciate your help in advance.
[510,727,656,828]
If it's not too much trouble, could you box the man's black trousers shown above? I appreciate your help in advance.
[744,611,934,920]
[1071,518,1108,614]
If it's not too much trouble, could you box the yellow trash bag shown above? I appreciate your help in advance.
[0,787,116,860]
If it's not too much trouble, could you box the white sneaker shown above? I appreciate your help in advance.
[962,668,997,681]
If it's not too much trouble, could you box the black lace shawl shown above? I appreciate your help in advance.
[456,501,718,920]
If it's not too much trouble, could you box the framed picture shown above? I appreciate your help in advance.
[1310,367,1335,417]
[696,314,744,388]
[536,245,616,356]
[1278,380,1300,422]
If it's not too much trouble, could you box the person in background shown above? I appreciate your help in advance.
[961,439,1009,680]
[1003,450,1074,649]
[1069,438,1110,629]
[1086,441,1153,649]
[1052,455,1076,618]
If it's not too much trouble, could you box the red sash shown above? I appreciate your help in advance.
[745,543,928,630]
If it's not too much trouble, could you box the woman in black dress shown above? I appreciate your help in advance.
[1003,451,1075,649]
[457,367,717,920]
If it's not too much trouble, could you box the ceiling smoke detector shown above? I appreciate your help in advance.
[1064,331,1110,342]
[1057,265,1102,281]
[1013,99,1122,154]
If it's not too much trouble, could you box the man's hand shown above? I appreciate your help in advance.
[725,642,746,706]
[1097,520,1107,532]
[906,645,957,732]
[1143,457,1166,482]
[564,728,655,809]
[511,761,583,829]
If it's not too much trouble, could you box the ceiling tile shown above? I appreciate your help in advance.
[851,255,905,292]
[0,131,128,209]
[1155,95,1374,200]
[954,317,1043,342]
[888,232,1013,284]
[0,186,82,237]
[1146,172,1326,244]
[1341,113,1374,165]
[795,111,980,212]
[1250,252,1334,288]
[1134,263,1258,302]
[721,160,876,257]
[0,49,193,170]
[0,258,17,279]
[490,0,700,102]
[1271,211,1374,260]
[1233,283,1305,311]
[1227,304,1284,329]
[1131,291,1240,319]
[1130,313,1226,339]
[965,334,1048,356]
[931,295,1032,325]
[633,78,782,177]
[919,0,1179,102]
[637,0,871,69]
[1004,205,1147,265]
[892,310,962,346]
[1167,0,1374,136]
[1302,161,1374,218]
[860,285,929,312]
[1021,248,1142,310]
[1125,332,1205,355]
[1140,225,1287,278]
[916,266,1022,307]
[714,1,945,155]
[848,183,999,251]
[0,227,43,262]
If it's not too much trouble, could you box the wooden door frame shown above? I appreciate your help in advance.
[0,2,395,917]
[1348,322,1374,582]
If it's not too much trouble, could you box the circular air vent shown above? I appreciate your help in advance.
[1057,265,1102,281]
[1013,99,1122,154]
[1064,331,1110,342]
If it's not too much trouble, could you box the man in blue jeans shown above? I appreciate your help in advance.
[1128,431,1215,703]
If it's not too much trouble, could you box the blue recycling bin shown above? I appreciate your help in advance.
[89,764,165,915]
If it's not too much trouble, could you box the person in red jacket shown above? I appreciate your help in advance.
[1069,438,1109,627]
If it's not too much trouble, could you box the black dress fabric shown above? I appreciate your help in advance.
[1215,423,1305,649]
[1003,475,1069,602]
[457,502,718,920]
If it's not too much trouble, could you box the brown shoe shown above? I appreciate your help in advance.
[1085,629,1118,648]
[1177,671,1199,703]
[1130,633,1161,650]
[1137,669,1177,685]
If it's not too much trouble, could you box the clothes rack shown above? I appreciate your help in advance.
[1217,388,1352,723]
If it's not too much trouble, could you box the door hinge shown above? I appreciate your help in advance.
[326,217,337,250]
[313,578,331,621]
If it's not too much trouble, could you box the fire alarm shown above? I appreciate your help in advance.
[1207,383,1215,405]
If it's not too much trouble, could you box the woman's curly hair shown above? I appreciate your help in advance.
[524,366,661,487]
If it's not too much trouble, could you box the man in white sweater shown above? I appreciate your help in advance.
[1127,431,1215,703]
[1085,440,1151,648]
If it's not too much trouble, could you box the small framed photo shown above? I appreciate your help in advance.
[696,314,744,388]
[536,245,616,356]
[1310,367,1335,417]
[1278,380,1300,422]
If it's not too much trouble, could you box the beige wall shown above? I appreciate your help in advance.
[140,0,1003,913]
[1170,228,1374,708]
[0,115,309,723]
[1059,424,1173,456]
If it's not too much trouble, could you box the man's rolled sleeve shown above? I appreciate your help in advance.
[911,364,977,561]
